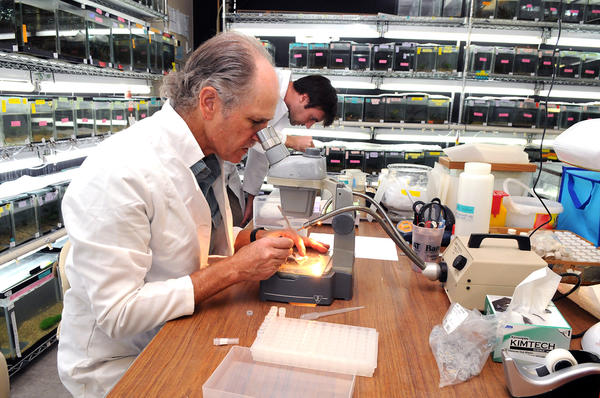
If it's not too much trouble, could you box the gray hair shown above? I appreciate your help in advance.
[160,32,273,114]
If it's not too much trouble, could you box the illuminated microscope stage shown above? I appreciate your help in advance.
[260,249,353,305]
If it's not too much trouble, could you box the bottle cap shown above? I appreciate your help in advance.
[464,162,491,175]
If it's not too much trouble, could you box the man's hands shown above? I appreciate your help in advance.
[264,229,330,256]
[285,135,314,152]
[233,236,294,280]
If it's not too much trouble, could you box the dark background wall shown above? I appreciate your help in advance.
[193,1,398,48]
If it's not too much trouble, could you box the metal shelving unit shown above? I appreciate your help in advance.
[73,0,167,23]
[0,52,162,81]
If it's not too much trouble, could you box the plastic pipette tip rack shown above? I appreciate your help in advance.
[250,306,379,377]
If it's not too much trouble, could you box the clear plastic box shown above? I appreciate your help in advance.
[29,186,61,235]
[581,52,600,79]
[473,0,497,18]
[308,43,328,69]
[17,0,57,58]
[9,193,38,246]
[542,0,561,20]
[203,346,355,398]
[289,43,308,68]
[148,29,163,74]
[517,0,543,20]
[363,96,385,122]
[538,49,557,76]
[496,0,518,19]
[86,8,111,67]
[329,41,351,70]
[351,43,371,70]
[112,17,131,71]
[562,0,585,23]
[436,45,459,73]
[162,33,176,73]
[559,104,582,129]
[384,95,404,122]
[131,24,149,72]
[415,45,437,73]
[0,199,13,252]
[586,0,600,23]
[464,97,490,125]
[30,98,55,143]
[514,47,538,76]
[93,100,111,136]
[394,42,415,72]
[343,97,364,122]
[57,1,87,62]
[403,94,428,123]
[494,47,515,75]
[371,43,394,71]
[54,98,75,140]
[558,50,581,78]
[470,46,494,74]
[111,101,128,133]
[1,97,31,146]
[427,96,450,124]
[0,0,17,52]
[75,99,94,138]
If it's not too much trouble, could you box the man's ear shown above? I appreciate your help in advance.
[299,93,310,106]
[198,86,220,120]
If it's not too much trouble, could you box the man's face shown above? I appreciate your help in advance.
[287,93,325,129]
[206,59,278,163]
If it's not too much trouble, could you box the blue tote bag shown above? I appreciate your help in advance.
[556,167,600,246]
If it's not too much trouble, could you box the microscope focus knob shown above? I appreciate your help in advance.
[452,255,468,271]
[304,147,321,157]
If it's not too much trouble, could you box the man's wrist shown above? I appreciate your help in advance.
[250,227,265,242]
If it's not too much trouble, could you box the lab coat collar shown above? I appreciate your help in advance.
[276,68,291,116]
[159,100,206,169]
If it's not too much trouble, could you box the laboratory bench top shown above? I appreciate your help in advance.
[108,222,598,397]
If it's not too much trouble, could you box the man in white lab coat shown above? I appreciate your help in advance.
[240,71,337,225]
[57,32,328,397]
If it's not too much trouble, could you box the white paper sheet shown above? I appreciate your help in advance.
[308,233,399,261]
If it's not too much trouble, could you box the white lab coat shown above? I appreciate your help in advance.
[57,101,239,397]
[242,68,292,196]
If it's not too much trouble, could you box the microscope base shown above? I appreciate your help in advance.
[260,271,353,305]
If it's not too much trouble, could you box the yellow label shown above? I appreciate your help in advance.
[431,99,447,105]
[22,24,27,43]
[150,27,159,33]
[405,153,421,159]
[1,100,5,113]
[8,98,21,104]
[0,207,3,214]
[438,47,442,55]
[429,151,441,155]
[140,100,146,104]
[417,48,422,54]
[411,97,424,101]
[6,203,10,210]
[172,62,176,71]
[31,103,36,114]
[136,103,139,110]
[148,33,151,43]
[22,98,27,104]
[401,189,421,197]
[35,99,45,105]
[132,38,135,49]
[136,23,143,29]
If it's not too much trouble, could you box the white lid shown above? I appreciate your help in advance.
[464,162,491,175]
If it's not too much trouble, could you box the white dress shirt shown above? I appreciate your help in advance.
[57,100,238,397]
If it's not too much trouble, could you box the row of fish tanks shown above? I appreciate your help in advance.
[0,0,177,73]
[395,0,600,22]
[0,179,70,371]
[0,97,163,146]
[336,93,600,129]
[285,40,600,80]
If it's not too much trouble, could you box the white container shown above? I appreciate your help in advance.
[503,178,564,229]
[454,162,494,236]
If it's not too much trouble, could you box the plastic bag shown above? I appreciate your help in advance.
[429,303,497,387]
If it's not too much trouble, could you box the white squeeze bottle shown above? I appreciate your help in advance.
[454,162,494,236]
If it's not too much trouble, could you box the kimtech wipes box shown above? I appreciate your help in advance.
[485,295,572,363]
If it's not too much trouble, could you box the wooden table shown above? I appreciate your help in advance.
[108,223,597,397]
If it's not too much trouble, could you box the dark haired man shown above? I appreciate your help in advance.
[240,70,337,225]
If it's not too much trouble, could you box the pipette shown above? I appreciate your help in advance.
[300,306,365,320]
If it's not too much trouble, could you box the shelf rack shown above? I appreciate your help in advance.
[0,51,162,81]
[73,0,167,23]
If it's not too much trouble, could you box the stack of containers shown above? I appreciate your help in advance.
[470,46,495,75]
[85,7,111,67]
